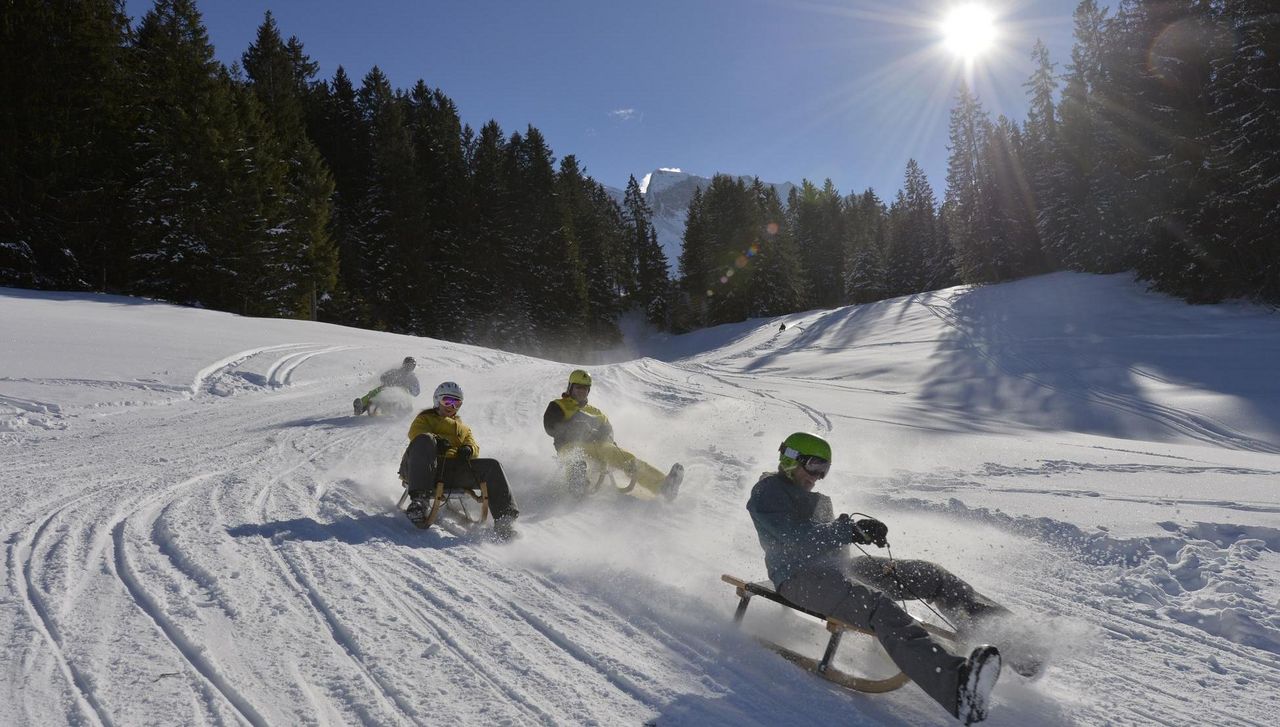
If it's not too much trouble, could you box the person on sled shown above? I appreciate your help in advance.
[400,381,519,539]
[746,432,1035,725]
[354,356,421,415]
[543,369,683,500]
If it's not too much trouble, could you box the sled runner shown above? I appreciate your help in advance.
[398,435,491,531]
[399,479,489,529]
[563,456,638,496]
[398,477,490,530]
[721,574,957,693]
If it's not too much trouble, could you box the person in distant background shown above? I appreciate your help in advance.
[354,356,420,415]
[400,381,519,539]
[542,369,683,500]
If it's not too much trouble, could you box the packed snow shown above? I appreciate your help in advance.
[2,272,1278,726]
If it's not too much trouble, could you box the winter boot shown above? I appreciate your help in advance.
[956,645,1001,725]
[353,397,365,416]
[492,514,519,542]
[404,495,431,529]
[660,463,685,502]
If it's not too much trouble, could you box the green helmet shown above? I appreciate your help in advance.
[778,432,832,473]
[568,369,592,387]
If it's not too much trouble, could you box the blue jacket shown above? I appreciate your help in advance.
[746,471,856,586]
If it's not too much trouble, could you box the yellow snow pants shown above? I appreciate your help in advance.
[565,441,667,497]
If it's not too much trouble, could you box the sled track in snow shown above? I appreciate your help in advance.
[10,492,115,727]
[681,362,833,433]
[111,492,270,727]
[250,426,418,723]
[264,345,357,388]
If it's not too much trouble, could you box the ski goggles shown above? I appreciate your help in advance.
[797,455,830,478]
[440,396,462,407]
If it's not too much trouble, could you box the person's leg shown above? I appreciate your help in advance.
[466,458,518,520]
[845,556,1010,628]
[581,441,667,495]
[402,434,440,496]
[780,566,967,717]
[358,385,384,413]
[558,447,592,494]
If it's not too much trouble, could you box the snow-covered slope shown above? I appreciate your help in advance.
[3,273,1278,726]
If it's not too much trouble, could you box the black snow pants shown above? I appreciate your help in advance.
[777,556,1008,716]
[400,435,518,520]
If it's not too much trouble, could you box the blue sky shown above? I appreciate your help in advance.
[125,0,1087,199]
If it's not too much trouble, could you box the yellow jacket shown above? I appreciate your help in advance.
[543,396,613,451]
[407,408,479,458]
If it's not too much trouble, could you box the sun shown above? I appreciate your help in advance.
[941,4,998,59]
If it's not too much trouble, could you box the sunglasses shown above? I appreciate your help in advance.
[440,396,462,407]
[799,456,830,478]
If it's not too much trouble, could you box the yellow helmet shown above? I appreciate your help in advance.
[568,369,592,387]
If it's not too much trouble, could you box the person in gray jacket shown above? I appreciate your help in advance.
[354,356,421,415]
[746,432,1007,725]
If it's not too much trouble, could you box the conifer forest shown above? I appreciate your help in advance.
[3,1,1277,356]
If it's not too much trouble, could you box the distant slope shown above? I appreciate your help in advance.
[3,273,1278,726]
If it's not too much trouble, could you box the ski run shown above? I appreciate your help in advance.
[3,271,1278,726]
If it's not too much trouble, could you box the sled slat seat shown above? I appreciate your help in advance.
[721,573,955,693]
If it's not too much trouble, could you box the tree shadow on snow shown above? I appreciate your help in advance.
[226,512,471,550]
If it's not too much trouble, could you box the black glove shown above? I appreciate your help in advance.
[434,436,451,456]
[457,445,474,460]
[852,518,889,547]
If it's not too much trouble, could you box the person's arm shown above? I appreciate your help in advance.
[407,411,431,441]
[406,374,420,397]
[543,400,565,437]
[593,412,614,442]
[747,482,853,550]
[457,421,479,458]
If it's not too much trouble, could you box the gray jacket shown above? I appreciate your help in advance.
[380,368,420,396]
[746,471,856,585]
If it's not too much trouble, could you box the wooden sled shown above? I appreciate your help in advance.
[565,457,639,496]
[398,475,489,530]
[721,574,957,693]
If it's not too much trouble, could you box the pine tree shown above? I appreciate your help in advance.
[506,127,587,353]
[983,116,1043,278]
[0,0,133,289]
[623,175,671,327]
[675,187,710,330]
[1197,0,1280,301]
[944,83,1006,283]
[358,67,421,331]
[789,179,844,308]
[461,120,513,345]
[884,160,946,294]
[404,80,469,335]
[1040,0,1121,272]
[843,189,888,303]
[752,186,806,317]
[242,12,337,318]
[1112,0,1222,299]
[1022,39,1062,270]
[558,155,627,349]
[306,66,374,325]
[127,0,246,308]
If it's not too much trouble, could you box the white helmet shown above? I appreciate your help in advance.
[433,381,464,408]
